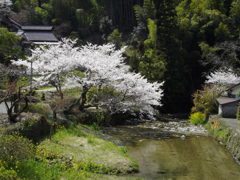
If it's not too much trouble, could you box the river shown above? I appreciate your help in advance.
[103,125,240,180]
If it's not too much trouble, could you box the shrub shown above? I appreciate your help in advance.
[107,29,122,48]
[0,160,18,180]
[214,128,230,142]
[206,120,231,143]
[0,134,35,168]
[27,103,51,117]
[192,85,223,115]
[189,112,206,125]
[20,115,54,143]
[75,110,109,126]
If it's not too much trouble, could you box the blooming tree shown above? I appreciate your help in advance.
[206,69,240,85]
[13,39,163,117]
[67,43,163,116]
[13,39,78,99]
[0,0,12,7]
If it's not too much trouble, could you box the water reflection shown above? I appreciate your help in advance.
[104,127,240,180]
[127,137,240,180]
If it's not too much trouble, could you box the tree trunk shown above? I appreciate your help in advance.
[53,110,57,121]
[5,96,28,124]
[79,85,89,111]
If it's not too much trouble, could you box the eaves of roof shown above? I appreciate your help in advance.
[217,97,240,105]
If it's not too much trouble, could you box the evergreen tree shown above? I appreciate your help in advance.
[139,18,166,82]
[0,28,22,65]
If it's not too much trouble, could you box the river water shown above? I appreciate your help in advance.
[103,126,240,180]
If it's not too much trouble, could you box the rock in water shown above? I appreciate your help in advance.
[180,135,186,140]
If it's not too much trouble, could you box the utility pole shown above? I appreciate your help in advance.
[30,60,33,91]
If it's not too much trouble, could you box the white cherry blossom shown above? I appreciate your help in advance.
[206,69,240,85]
[13,39,163,117]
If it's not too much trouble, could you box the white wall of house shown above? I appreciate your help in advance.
[218,105,223,115]
[0,103,7,114]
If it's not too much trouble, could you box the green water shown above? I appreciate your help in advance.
[103,126,240,180]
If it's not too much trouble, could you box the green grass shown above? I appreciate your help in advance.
[38,86,55,90]
[39,125,138,175]
[16,159,140,180]
[205,120,231,143]
[27,103,52,117]
[16,159,62,180]
[0,124,140,180]
[214,128,230,142]
[63,87,82,98]
[81,123,101,131]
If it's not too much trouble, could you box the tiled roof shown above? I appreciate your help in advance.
[21,26,53,31]
[216,97,240,105]
[24,31,58,42]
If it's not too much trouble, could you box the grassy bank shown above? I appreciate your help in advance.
[205,118,240,164]
[39,125,138,175]
[0,123,140,180]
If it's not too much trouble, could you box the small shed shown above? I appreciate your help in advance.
[217,83,240,118]
[217,97,240,118]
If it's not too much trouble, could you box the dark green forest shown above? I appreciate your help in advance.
[9,0,240,113]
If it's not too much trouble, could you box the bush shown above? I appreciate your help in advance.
[0,160,18,180]
[206,119,231,143]
[27,103,52,117]
[0,134,35,168]
[192,85,223,115]
[20,115,54,143]
[189,112,206,125]
[107,29,122,48]
[73,110,110,126]
[214,128,230,142]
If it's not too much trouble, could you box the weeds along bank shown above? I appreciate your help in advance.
[206,117,240,164]
[0,115,139,180]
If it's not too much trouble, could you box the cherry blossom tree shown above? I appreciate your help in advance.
[66,43,163,116]
[13,39,163,118]
[0,0,12,7]
[206,69,240,85]
[13,39,78,99]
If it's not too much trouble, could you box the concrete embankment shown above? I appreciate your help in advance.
[207,116,240,164]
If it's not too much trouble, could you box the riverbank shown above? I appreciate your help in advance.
[206,116,240,164]
[0,117,140,180]
[1,111,240,179]
[39,125,138,175]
